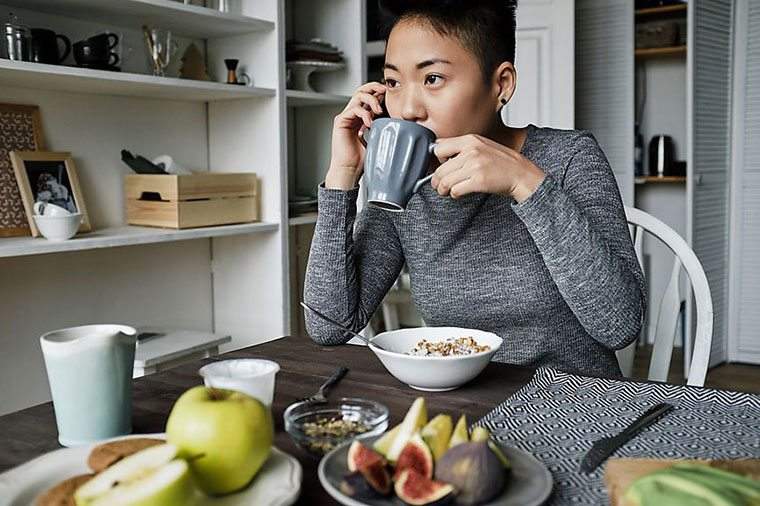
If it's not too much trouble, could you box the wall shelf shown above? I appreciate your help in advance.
[285,90,349,107]
[366,40,386,58]
[0,60,276,102]
[635,4,687,17]
[288,213,318,226]
[0,0,273,39]
[635,46,687,59]
[0,222,279,259]
[635,176,687,185]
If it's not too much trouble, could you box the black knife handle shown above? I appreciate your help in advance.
[620,402,674,439]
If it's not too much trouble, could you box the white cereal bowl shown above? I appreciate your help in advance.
[33,213,82,241]
[368,327,503,391]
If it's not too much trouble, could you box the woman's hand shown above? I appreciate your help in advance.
[325,82,387,190]
[430,134,545,203]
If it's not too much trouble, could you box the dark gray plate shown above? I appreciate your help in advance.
[317,435,553,506]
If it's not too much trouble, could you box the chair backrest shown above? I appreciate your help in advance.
[618,206,714,387]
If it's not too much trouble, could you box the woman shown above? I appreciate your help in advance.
[304,0,646,378]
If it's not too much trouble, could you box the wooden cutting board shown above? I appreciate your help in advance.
[605,458,760,506]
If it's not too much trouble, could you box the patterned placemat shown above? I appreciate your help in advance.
[477,367,760,505]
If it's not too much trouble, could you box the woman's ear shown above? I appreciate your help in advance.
[493,61,517,111]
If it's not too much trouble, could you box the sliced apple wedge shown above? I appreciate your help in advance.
[385,397,427,462]
[74,443,197,506]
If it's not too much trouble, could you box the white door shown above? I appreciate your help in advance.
[574,0,635,205]
[686,0,734,368]
[728,0,760,364]
[504,0,575,130]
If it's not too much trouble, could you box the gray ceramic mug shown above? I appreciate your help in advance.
[363,118,437,211]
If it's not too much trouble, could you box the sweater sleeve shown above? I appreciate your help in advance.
[511,132,647,350]
[303,184,405,345]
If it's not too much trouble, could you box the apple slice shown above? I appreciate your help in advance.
[448,414,469,449]
[373,423,401,457]
[385,397,427,462]
[421,414,453,462]
[74,443,197,506]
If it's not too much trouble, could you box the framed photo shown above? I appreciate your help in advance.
[10,151,91,237]
[0,103,45,237]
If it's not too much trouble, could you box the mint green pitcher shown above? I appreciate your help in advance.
[40,324,137,447]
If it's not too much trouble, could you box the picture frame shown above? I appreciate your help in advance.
[0,103,46,237]
[10,151,91,237]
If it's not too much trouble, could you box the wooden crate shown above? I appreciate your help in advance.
[125,173,260,229]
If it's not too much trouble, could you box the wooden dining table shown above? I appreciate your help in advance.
[0,335,537,505]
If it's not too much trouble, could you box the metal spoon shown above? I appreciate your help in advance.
[300,301,387,351]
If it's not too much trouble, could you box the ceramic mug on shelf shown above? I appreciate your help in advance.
[363,117,438,212]
[30,28,71,64]
[34,201,72,217]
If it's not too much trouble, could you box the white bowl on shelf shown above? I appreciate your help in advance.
[33,214,83,241]
[368,327,503,391]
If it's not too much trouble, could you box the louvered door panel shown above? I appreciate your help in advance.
[687,0,734,367]
[731,0,760,362]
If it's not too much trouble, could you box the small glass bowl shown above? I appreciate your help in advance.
[284,397,389,458]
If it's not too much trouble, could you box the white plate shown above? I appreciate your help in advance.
[0,433,302,506]
[318,435,553,506]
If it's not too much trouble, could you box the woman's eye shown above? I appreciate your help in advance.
[383,78,399,88]
[424,74,443,86]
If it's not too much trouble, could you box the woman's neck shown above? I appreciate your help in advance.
[489,121,529,154]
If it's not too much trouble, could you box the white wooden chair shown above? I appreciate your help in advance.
[617,206,714,387]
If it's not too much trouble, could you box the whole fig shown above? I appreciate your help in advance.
[435,441,505,505]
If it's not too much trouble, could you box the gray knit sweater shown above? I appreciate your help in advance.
[304,124,646,378]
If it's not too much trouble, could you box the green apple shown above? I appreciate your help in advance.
[165,386,273,495]
[74,443,197,506]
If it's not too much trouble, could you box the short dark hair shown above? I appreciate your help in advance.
[378,0,517,83]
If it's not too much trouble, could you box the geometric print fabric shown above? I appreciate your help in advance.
[478,367,760,505]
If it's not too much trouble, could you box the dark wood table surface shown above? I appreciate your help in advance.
[0,336,536,504]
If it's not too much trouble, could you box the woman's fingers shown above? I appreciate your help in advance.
[448,175,481,199]
[432,134,480,161]
[435,161,478,196]
[352,91,384,115]
[431,151,469,189]
[350,106,374,128]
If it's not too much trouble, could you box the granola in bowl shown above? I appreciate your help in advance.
[406,336,491,357]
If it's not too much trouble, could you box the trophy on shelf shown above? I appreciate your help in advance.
[142,25,177,77]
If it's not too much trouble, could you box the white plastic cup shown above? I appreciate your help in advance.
[199,359,279,407]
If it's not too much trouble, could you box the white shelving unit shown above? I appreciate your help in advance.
[283,0,366,336]
[286,89,349,107]
[0,0,368,416]
[0,60,276,102]
[0,0,373,416]
[287,214,317,226]
[366,40,385,58]
[0,0,274,38]
[0,222,279,258]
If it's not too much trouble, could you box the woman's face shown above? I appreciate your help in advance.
[383,18,504,139]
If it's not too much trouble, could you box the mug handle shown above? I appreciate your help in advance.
[107,33,119,50]
[108,52,120,66]
[57,34,71,63]
[33,201,45,216]
[412,143,438,193]
[239,72,252,86]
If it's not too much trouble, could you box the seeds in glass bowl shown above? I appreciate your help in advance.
[301,417,370,454]
[406,336,490,357]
